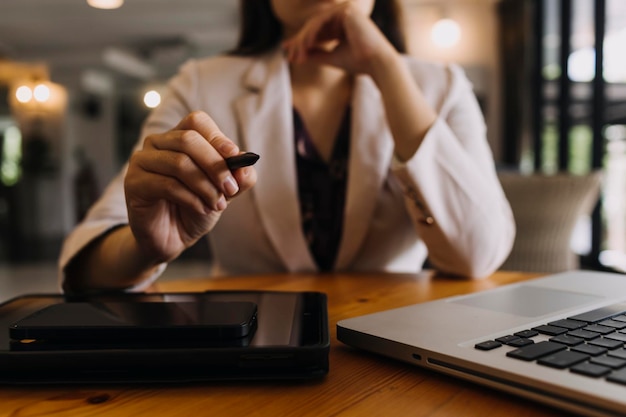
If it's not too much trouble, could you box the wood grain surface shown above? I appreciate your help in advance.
[0,270,579,417]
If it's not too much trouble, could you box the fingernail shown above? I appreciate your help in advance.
[215,196,227,211]
[223,176,239,197]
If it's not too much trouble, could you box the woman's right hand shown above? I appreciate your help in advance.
[123,111,257,265]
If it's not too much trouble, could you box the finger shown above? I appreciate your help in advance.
[303,18,325,48]
[284,19,314,63]
[285,34,304,64]
[301,19,326,61]
[145,127,240,198]
[230,165,258,198]
[173,111,239,158]
[296,16,343,63]
[126,168,222,215]
[132,147,227,211]
[282,38,296,62]
[307,7,345,42]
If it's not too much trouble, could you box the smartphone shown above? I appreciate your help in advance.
[9,300,257,343]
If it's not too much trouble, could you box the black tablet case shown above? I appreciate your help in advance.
[0,290,329,384]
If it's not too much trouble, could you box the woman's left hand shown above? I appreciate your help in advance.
[281,2,398,76]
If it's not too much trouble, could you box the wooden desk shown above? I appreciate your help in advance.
[1,270,576,417]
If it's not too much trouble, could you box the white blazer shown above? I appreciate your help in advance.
[59,49,515,289]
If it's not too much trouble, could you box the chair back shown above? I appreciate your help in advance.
[498,171,602,273]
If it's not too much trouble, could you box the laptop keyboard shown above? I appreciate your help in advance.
[475,302,626,385]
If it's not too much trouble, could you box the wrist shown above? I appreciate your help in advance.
[367,48,404,85]
[63,225,160,293]
[123,226,168,270]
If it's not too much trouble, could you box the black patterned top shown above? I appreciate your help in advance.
[293,107,350,271]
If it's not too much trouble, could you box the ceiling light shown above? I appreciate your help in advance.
[87,0,124,10]
[431,18,462,49]
[10,80,68,117]
[15,86,33,104]
[33,84,51,103]
[143,90,161,109]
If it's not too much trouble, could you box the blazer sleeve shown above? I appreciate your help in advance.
[57,59,202,291]
[391,62,515,279]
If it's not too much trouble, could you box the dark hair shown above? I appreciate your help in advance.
[230,0,406,56]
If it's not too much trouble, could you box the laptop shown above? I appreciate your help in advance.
[337,270,626,417]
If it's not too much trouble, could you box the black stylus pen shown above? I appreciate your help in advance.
[225,152,260,170]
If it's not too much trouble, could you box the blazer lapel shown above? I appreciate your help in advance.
[234,50,317,272]
[335,75,394,269]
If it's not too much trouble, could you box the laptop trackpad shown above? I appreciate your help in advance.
[450,285,602,318]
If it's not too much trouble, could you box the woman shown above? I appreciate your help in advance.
[59,0,515,292]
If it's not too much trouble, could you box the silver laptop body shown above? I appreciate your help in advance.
[337,271,626,417]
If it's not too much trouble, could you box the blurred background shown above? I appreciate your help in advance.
[0,0,625,287]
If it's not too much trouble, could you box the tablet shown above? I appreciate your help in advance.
[0,290,329,383]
